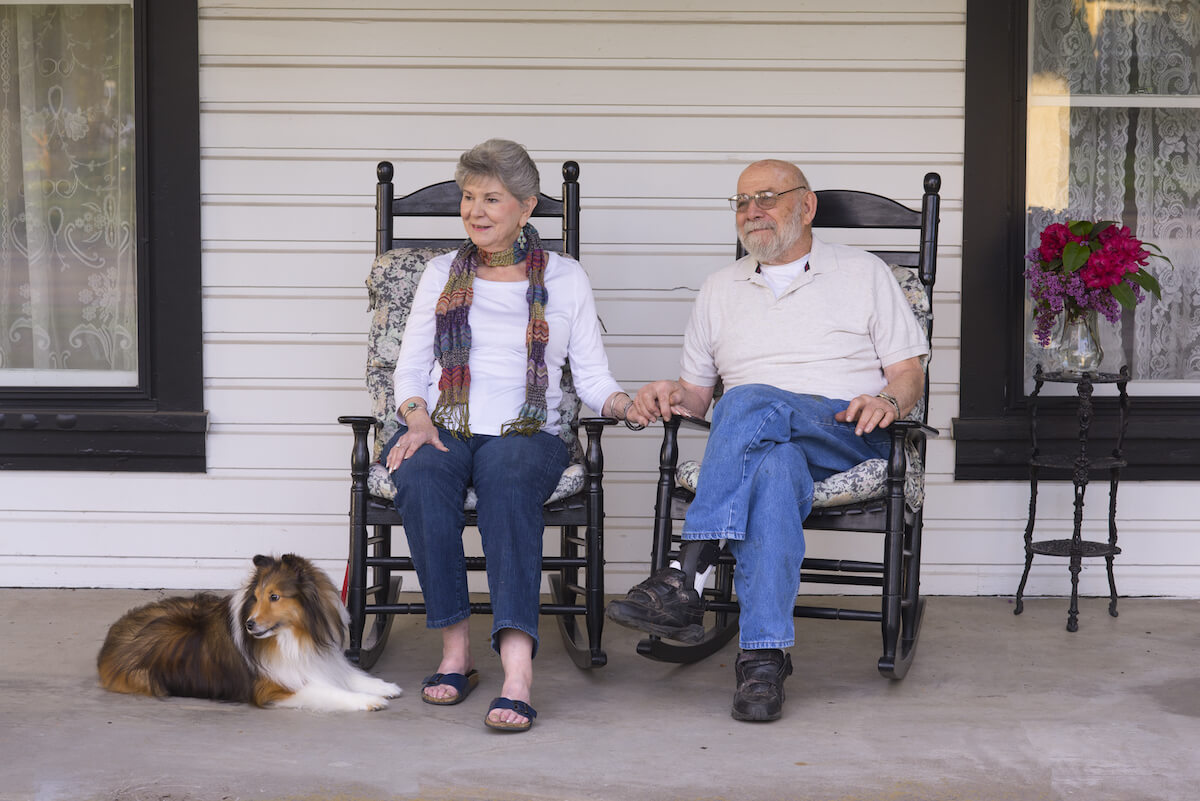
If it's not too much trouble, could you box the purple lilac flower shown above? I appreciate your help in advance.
[1025,262,1132,345]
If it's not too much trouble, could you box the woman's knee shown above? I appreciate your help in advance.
[390,441,470,507]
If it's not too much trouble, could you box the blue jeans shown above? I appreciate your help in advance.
[384,426,568,657]
[681,384,890,650]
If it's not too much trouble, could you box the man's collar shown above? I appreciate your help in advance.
[754,256,810,275]
[736,234,833,279]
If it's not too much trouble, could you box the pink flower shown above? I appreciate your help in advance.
[1037,222,1074,263]
[1079,225,1151,289]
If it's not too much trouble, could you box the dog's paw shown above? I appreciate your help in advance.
[363,695,390,712]
[356,677,402,698]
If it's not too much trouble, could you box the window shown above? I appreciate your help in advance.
[0,0,204,471]
[1,4,137,388]
[1022,0,1200,394]
[956,0,1200,480]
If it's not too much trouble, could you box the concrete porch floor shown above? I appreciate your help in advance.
[2,589,1198,801]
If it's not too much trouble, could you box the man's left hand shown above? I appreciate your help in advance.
[835,395,897,436]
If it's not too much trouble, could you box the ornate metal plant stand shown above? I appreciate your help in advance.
[1014,365,1130,632]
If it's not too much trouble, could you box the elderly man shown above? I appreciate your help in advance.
[606,159,928,722]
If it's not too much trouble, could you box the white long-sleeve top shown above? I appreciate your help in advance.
[392,250,623,436]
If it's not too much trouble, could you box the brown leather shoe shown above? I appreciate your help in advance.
[605,567,705,643]
[731,649,793,722]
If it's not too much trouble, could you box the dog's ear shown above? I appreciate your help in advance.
[279,553,307,573]
[252,554,275,568]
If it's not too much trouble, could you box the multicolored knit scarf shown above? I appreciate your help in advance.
[431,223,550,437]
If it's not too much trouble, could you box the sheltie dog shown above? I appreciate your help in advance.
[97,553,401,711]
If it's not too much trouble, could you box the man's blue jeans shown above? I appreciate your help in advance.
[384,426,568,657]
[681,384,890,650]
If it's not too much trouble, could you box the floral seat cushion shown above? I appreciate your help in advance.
[364,247,585,508]
[368,460,584,509]
[675,453,924,511]
[674,265,930,512]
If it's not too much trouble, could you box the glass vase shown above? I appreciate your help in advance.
[1056,309,1104,374]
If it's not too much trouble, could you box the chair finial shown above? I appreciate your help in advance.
[377,161,394,184]
[562,161,579,182]
[923,172,941,194]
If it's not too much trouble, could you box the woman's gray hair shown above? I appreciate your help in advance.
[454,139,541,201]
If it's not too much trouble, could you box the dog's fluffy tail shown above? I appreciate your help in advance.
[97,593,256,702]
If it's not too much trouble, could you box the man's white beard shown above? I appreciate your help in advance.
[738,208,805,264]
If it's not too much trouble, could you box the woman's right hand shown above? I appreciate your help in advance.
[384,416,449,470]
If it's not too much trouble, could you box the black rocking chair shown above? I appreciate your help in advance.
[637,173,941,679]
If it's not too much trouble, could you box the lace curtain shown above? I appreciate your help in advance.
[0,4,137,386]
[1025,0,1200,384]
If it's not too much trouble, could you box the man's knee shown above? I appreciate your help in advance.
[715,383,783,409]
[709,384,784,430]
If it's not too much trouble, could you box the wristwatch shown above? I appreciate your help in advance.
[876,391,901,416]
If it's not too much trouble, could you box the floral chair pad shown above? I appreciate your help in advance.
[676,454,924,511]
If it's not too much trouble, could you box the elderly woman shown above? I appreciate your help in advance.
[383,139,632,732]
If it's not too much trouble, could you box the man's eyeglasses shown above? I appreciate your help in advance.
[728,186,807,212]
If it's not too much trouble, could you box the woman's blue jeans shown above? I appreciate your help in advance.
[681,384,890,650]
[384,426,568,657]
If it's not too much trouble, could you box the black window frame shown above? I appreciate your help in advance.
[954,0,1200,481]
[0,0,205,472]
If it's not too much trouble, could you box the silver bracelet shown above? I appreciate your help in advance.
[876,391,901,417]
[619,397,645,431]
[399,400,427,421]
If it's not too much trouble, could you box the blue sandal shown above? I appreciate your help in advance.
[420,669,479,706]
[484,696,537,732]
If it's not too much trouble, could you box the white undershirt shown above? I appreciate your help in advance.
[757,254,811,298]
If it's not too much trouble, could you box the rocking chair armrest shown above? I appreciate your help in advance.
[578,417,619,453]
[578,416,617,471]
[673,413,711,431]
[654,414,710,473]
[887,419,939,440]
[884,419,938,480]
[338,415,377,432]
[338,415,379,474]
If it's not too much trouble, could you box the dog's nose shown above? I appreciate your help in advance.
[245,619,256,632]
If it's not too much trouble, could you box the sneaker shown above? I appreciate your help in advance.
[731,649,793,722]
[605,567,706,643]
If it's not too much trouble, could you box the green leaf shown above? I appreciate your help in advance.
[1130,269,1162,299]
[1144,243,1174,266]
[1092,220,1116,237]
[1109,282,1136,309]
[1068,220,1093,237]
[1061,241,1089,272]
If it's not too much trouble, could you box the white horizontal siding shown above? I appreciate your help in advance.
[6,0,1195,598]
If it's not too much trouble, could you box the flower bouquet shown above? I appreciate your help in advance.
[1026,220,1167,348]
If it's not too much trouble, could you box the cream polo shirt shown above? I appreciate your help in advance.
[679,236,928,402]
